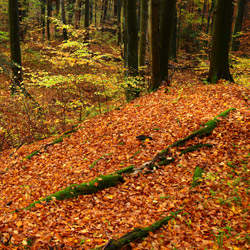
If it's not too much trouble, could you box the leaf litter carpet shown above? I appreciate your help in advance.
[0,83,249,249]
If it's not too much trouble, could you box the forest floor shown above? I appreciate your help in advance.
[0,32,250,249]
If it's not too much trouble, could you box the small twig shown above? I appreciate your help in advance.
[4,234,12,246]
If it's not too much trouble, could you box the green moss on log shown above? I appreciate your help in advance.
[116,165,135,175]
[168,108,235,148]
[181,143,213,155]
[191,166,204,188]
[158,157,175,166]
[94,210,182,250]
[26,174,124,210]
[53,137,63,144]
[63,129,78,136]
[25,150,40,160]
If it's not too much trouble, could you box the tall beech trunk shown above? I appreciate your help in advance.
[231,0,247,52]
[74,0,81,28]
[8,0,22,93]
[123,0,139,101]
[148,0,160,91]
[117,0,122,45]
[67,0,74,24]
[208,0,234,83]
[47,0,51,40]
[54,0,60,36]
[160,0,177,83]
[61,0,67,40]
[41,0,46,38]
[138,0,148,76]
[18,0,28,40]
[84,0,90,41]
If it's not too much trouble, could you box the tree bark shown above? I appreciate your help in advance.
[208,0,234,83]
[8,0,22,93]
[61,0,67,40]
[138,0,148,76]
[123,0,139,101]
[74,0,81,29]
[160,0,177,83]
[47,0,51,40]
[84,0,90,41]
[231,0,247,52]
[148,0,161,91]
[41,0,46,38]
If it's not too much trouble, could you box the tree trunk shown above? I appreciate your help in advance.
[148,0,161,91]
[123,0,139,101]
[208,0,234,83]
[160,0,177,83]
[61,0,67,40]
[18,0,28,41]
[74,0,81,29]
[54,0,60,37]
[117,0,122,45]
[8,0,22,93]
[127,0,138,76]
[138,0,148,76]
[47,0,51,40]
[84,0,90,41]
[41,0,46,38]
[231,0,247,52]
[67,0,74,25]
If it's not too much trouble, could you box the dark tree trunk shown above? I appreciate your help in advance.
[61,0,67,40]
[84,0,90,41]
[231,0,247,51]
[126,0,138,76]
[41,0,46,38]
[54,0,60,37]
[149,0,161,91]
[67,0,74,24]
[47,0,51,40]
[123,0,139,101]
[160,0,177,83]
[74,0,81,29]
[8,0,22,93]
[138,0,148,76]
[117,0,122,45]
[18,0,28,40]
[208,0,234,83]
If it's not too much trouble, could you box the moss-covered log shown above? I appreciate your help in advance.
[191,166,204,188]
[180,143,213,155]
[169,108,235,148]
[25,150,40,160]
[94,210,182,250]
[25,174,124,210]
[116,165,135,175]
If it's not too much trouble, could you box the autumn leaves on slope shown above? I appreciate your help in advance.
[16,108,236,250]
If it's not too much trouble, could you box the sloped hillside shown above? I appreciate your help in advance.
[0,83,249,249]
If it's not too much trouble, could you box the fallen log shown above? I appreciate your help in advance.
[132,108,235,174]
[94,210,182,250]
[25,174,124,210]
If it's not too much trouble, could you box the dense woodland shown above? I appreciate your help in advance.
[0,0,250,249]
